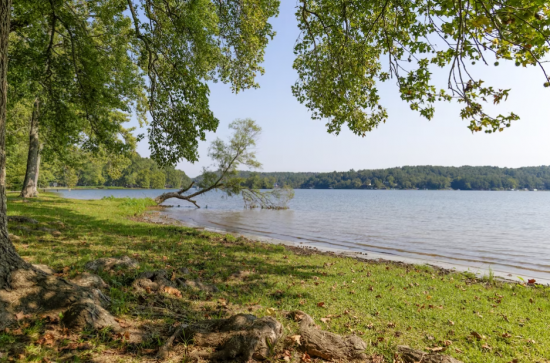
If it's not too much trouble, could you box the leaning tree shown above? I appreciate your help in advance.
[155,119,295,209]
[1,0,549,328]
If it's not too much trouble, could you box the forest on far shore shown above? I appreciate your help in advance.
[8,153,550,191]
[239,166,550,191]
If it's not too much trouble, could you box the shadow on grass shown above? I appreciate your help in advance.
[6,194,325,313]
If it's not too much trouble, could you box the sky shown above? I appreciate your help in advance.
[131,1,550,178]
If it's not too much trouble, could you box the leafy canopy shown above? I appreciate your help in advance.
[10,0,279,166]
[10,0,145,159]
[293,0,550,135]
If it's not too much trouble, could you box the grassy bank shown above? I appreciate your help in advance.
[2,194,550,362]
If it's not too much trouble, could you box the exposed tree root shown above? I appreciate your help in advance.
[287,310,368,361]
[398,345,464,363]
[163,314,283,362]
[157,323,187,360]
[0,264,119,332]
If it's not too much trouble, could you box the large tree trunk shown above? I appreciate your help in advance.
[0,0,27,316]
[20,98,41,198]
[1,0,22,283]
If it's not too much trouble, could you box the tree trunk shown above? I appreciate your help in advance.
[20,99,41,198]
[0,0,27,285]
[154,181,200,207]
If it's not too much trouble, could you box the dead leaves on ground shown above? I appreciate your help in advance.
[163,286,182,298]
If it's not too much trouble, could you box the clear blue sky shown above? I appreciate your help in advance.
[132,1,550,178]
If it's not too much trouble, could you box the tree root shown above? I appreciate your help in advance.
[0,264,119,331]
[161,314,283,362]
[287,310,368,361]
[398,345,464,363]
[157,323,187,360]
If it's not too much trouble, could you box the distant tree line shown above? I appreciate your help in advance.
[7,151,190,190]
[239,166,550,191]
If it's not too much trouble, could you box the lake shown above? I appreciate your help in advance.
[55,189,550,280]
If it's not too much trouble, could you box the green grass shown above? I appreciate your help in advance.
[3,193,550,362]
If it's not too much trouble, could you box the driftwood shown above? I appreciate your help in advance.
[398,345,464,363]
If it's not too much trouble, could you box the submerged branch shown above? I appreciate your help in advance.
[242,187,295,210]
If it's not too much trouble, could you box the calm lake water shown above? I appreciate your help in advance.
[56,189,550,280]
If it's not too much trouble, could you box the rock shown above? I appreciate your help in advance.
[62,302,121,331]
[179,267,190,275]
[398,346,464,363]
[71,273,108,289]
[84,256,139,272]
[8,233,20,241]
[289,310,367,361]
[183,314,283,361]
[8,216,38,224]
[33,264,54,274]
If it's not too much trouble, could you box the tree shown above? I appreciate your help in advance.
[155,119,294,209]
[155,119,262,206]
[293,0,550,136]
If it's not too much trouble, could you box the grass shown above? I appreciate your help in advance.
[2,193,550,362]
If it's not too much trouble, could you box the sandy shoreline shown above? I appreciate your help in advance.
[141,209,550,286]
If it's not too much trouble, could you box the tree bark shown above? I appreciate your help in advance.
[1,0,27,286]
[154,181,200,206]
[20,98,41,198]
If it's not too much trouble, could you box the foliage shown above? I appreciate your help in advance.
[5,193,550,362]
[242,186,295,209]
[9,0,280,168]
[9,1,145,161]
[293,0,550,136]
[233,166,550,190]
[197,118,262,196]
[156,119,295,208]
[6,149,190,190]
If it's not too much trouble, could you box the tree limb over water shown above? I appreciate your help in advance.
[155,119,295,209]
